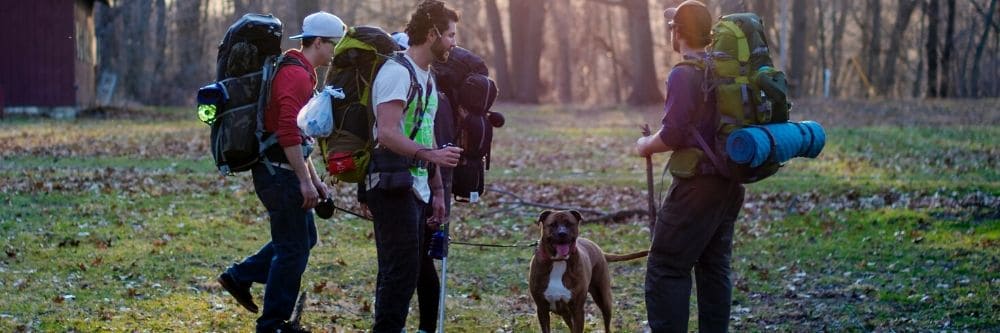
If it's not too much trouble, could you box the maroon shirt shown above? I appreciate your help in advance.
[264,50,316,148]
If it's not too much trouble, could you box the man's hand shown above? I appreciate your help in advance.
[359,203,372,220]
[428,195,447,229]
[423,146,463,168]
[300,181,319,209]
[313,178,329,201]
[635,136,652,158]
[636,127,672,157]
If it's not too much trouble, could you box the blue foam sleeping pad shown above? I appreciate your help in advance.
[726,121,826,168]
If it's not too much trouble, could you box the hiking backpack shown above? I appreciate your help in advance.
[321,26,427,183]
[680,12,792,183]
[196,13,304,175]
[433,46,500,202]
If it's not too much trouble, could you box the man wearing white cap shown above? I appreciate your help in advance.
[217,11,345,333]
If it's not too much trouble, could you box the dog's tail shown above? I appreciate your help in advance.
[605,250,649,262]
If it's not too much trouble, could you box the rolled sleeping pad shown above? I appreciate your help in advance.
[726,121,826,168]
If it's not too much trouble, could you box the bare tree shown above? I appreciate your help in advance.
[864,0,882,95]
[484,0,512,101]
[789,0,807,96]
[877,0,919,96]
[553,0,573,104]
[940,0,956,97]
[925,0,939,97]
[591,0,662,105]
[508,0,545,103]
[830,0,849,97]
[970,0,997,97]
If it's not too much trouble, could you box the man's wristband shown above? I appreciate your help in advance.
[413,148,433,161]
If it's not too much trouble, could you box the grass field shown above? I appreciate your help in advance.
[1,99,997,332]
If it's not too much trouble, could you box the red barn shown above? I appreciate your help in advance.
[0,0,105,116]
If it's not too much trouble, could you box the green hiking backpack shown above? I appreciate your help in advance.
[679,12,792,183]
[320,26,423,183]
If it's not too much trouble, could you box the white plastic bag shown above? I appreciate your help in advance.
[297,86,345,138]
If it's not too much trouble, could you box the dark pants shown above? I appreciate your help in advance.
[645,175,744,333]
[367,187,427,333]
[416,173,451,333]
[228,164,318,332]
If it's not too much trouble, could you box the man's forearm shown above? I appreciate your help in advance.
[283,146,312,183]
[429,165,444,194]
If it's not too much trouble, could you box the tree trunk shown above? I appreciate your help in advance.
[508,0,545,103]
[778,0,789,70]
[925,0,939,98]
[719,0,746,15]
[865,0,881,96]
[830,0,848,97]
[151,0,168,105]
[940,0,955,97]
[553,0,573,104]
[484,0,513,101]
[623,0,662,105]
[789,0,807,97]
[970,0,998,97]
[877,0,918,96]
[175,0,205,100]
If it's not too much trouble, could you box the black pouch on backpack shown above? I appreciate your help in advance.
[371,149,414,193]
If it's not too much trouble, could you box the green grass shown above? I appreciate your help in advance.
[1,103,997,331]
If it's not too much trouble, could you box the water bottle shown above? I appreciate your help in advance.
[428,228,448,259]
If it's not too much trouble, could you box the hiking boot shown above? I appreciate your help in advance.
[218,271,258,313]
[274,321,311,333]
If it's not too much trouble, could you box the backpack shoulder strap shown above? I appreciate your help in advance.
[674,59,706,70]
[388,52,431,140]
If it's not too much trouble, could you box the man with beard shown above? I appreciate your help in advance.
[364,1,462,331]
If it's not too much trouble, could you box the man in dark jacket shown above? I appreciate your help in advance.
[634,1,745,332]
[217,11,345,333]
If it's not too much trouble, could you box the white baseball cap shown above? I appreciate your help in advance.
[289,11,346,40]
[391,32,409,50]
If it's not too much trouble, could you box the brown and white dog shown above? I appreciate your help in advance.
[529,210,649,333]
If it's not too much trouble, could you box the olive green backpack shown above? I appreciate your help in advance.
[674,12,792,183]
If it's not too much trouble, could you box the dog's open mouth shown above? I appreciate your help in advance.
[551,240,574,259]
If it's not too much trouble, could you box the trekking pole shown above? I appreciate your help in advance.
[288,291,307,327]
[429,222,450,333]
[640,124,657,239]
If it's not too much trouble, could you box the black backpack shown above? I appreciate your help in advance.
[196,14,304,175]
[433,47,500,202]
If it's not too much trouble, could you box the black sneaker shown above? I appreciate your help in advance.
[274,321,311,333]
[218,271,258,313]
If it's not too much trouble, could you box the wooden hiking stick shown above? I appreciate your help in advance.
[640,124,656,238]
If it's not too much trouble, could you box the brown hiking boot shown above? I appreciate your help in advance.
[218,272,258,313]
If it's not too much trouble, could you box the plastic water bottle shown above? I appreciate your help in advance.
[428,229,448,259]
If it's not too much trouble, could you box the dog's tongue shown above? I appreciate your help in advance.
[555,244,571,258]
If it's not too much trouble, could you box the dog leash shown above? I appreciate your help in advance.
[330,204,538,248]
[450,240,538,248]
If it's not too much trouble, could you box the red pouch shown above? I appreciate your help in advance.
[326,151,356,175]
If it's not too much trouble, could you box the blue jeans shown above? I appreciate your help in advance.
[366,187,427,333]
[645,175,744,333]
[228,163,317,332]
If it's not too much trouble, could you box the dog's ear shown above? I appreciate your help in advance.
[569,210,583,223]
[537,210,553,224]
